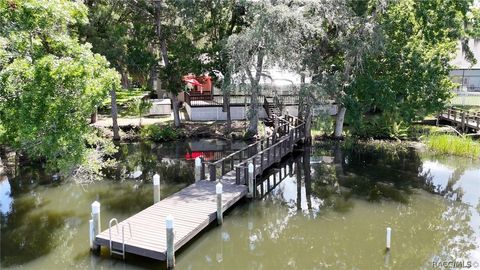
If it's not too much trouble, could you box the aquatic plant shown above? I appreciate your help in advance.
[426,134,480,158]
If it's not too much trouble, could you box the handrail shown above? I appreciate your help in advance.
[205,114,304,181]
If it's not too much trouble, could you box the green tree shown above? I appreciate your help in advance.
[345,0,474,138]
[0,0,120,171]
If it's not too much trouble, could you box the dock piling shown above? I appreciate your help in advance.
[166,215,175,268]
[153,173,161,203]
[216,182,223,225]
[194,157,202,181]
[91,201,101,252]
[386,227,392,250]
[248,163,254,198]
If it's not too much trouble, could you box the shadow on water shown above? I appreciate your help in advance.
[0,139,244,269]
[2,138,480,269]
[214,141,479,270]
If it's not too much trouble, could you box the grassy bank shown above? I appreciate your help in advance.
[426,134,480,158]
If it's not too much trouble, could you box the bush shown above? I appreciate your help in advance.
[426,134,480,158]
[140,125,179,142]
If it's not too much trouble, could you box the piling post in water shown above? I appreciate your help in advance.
[166,215,175,269]
[153,173,161,203]
[248,162,255,198]
[91,201,101,252]
[216,182,223,225]
[386,227,392,250]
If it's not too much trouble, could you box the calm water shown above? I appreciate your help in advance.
[1,140,479,269]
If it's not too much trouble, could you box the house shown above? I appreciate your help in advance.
[450,40,480,92]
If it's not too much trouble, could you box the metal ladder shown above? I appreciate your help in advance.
[108,218,132,259]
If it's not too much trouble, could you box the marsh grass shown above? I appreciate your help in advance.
[426,134,480,158]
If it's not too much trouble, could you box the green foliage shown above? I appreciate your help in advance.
[79,0,156,87]
[140,125,180,142]
[345,0,472,138]
[426,134,480,158]
[101,88,147,107]
[0,0,120,171]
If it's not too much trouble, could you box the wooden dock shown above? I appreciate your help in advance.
[439,107,480,132]
[93,115,306,263]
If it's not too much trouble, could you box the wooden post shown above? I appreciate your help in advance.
[461,111,466,132]
[273,143,277,163]
[221,160,226,175]
[236,167,241,185]
[194,157,202,181]
[230,157,234,172]
[153,173,161,203]
[216,183,223,225]
[244,166,248,185]
[166,216,175,268]
[266,137,270,148]
[248,162,255,198]
[91,201,101,252]
[267,148,270,166]
[260,152,264,172]
[209,164,216,181]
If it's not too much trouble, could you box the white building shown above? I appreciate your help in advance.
[450,40,480,92]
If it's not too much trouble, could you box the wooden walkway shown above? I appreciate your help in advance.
[438,107,480,132]
[94,115,306,262]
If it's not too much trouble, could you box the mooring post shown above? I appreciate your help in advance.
[194,157,202,181]
[91,201,101,252]
[248,162,255,198]
[216,182,223,225]
[386,227,392,250]
[166,215,175,269]
[153,173,161,203]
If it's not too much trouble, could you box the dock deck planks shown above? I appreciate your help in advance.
[95,180,247,260]
[94,114,306,262]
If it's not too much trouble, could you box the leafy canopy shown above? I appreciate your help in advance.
[0,0,120,171]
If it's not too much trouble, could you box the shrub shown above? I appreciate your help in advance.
[140,125,179,142]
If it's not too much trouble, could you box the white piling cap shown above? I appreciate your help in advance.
[195,157,202,166]
[387,227,392,233]
[91,201,100,214]
[166,215,174,229]
[248,163,254,173]
[216,182,223,194]
[153,173,160,185]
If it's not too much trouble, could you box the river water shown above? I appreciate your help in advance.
[1,140,479,270]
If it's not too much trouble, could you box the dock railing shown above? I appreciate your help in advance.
[201,114,304,182]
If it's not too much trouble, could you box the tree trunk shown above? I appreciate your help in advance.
[155,0,180,127]
[223,93,232,132]
[171,93,181,127]
[120,68,130,89]
[305,109,312,143]
[246,51,264,138]
[247,85,259,137]
[90,107,97,124]
[110,89,120,140]
[150,65,162,98]
[334,106,346,138]
[222,73,232,133]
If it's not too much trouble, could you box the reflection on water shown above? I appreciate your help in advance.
[177,144,480,270]
[1,140,479,269]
